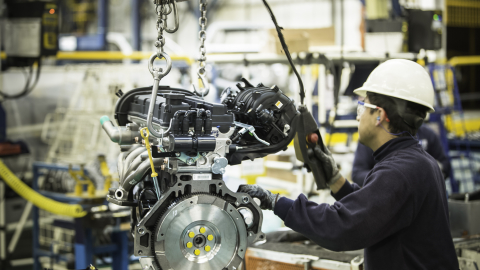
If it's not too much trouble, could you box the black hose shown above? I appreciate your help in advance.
[184,110,197,118]
[174,110,187,119]
[261,0,305,104]
[1,58,42,99]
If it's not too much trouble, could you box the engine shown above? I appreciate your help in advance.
[101,78,298,270]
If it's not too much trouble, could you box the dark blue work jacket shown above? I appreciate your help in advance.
[352,125,451,186]
[274,137,459,270]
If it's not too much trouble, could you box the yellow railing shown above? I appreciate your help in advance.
[0,51,193,64]
[449,56,480,67]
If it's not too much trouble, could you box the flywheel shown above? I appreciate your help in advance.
[152,194,248,270]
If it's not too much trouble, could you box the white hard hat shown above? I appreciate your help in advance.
[353,59,435,112]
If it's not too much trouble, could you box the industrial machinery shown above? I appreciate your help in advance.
[101,79,298,269]
[2,0,58,100]
[99,0,325,269]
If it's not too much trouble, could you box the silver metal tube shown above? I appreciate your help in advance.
[118,145,142,181]
[252,131,270,146]
[122,147,147,182]
[124,150,148,180]
[177,166,212,173]
[146,78,165,138]
[117,152,128,181]
[102,120,121,143]
[101,119,139,145]
[122,158,163,193]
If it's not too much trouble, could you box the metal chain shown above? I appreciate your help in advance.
[154,0,168,58]
[191,0,210,97]
[198,0,207,75]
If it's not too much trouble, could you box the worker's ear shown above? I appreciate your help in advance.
[375,108,389,127]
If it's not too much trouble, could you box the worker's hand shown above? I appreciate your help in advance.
[313,145,342,186]
[237,184,279,211]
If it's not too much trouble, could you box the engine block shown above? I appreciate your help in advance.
[101,79,298,270]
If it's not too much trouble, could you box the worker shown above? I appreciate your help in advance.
[352,123,452,186]
[238,59,459,269]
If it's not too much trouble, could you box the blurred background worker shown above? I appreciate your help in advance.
[239,59,459,269]
[352,123,452,186]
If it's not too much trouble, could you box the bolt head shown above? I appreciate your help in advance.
[138,228,145,235]
[135,137,139,143]
[198,156,207,165]
[175,152,181,157]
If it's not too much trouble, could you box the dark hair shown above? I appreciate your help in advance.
[367,92,428,136]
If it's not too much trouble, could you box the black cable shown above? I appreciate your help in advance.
[3,65,33,98]
[0,58,42,100]
[261,0,305,104]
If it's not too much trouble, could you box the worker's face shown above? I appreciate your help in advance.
[357,97,378,147]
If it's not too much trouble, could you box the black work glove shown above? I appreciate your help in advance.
[313,145,342,186]
[237,184,279,210]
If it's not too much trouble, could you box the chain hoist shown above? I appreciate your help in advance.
[147,0,178,138]
[192,0,210,97]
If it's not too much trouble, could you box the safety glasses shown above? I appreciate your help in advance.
[357,101,379,117]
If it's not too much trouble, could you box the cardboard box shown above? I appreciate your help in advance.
[265,168,297,183]
[265,27,335,54]
[265,160,297,183]
[265,154,291,163]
